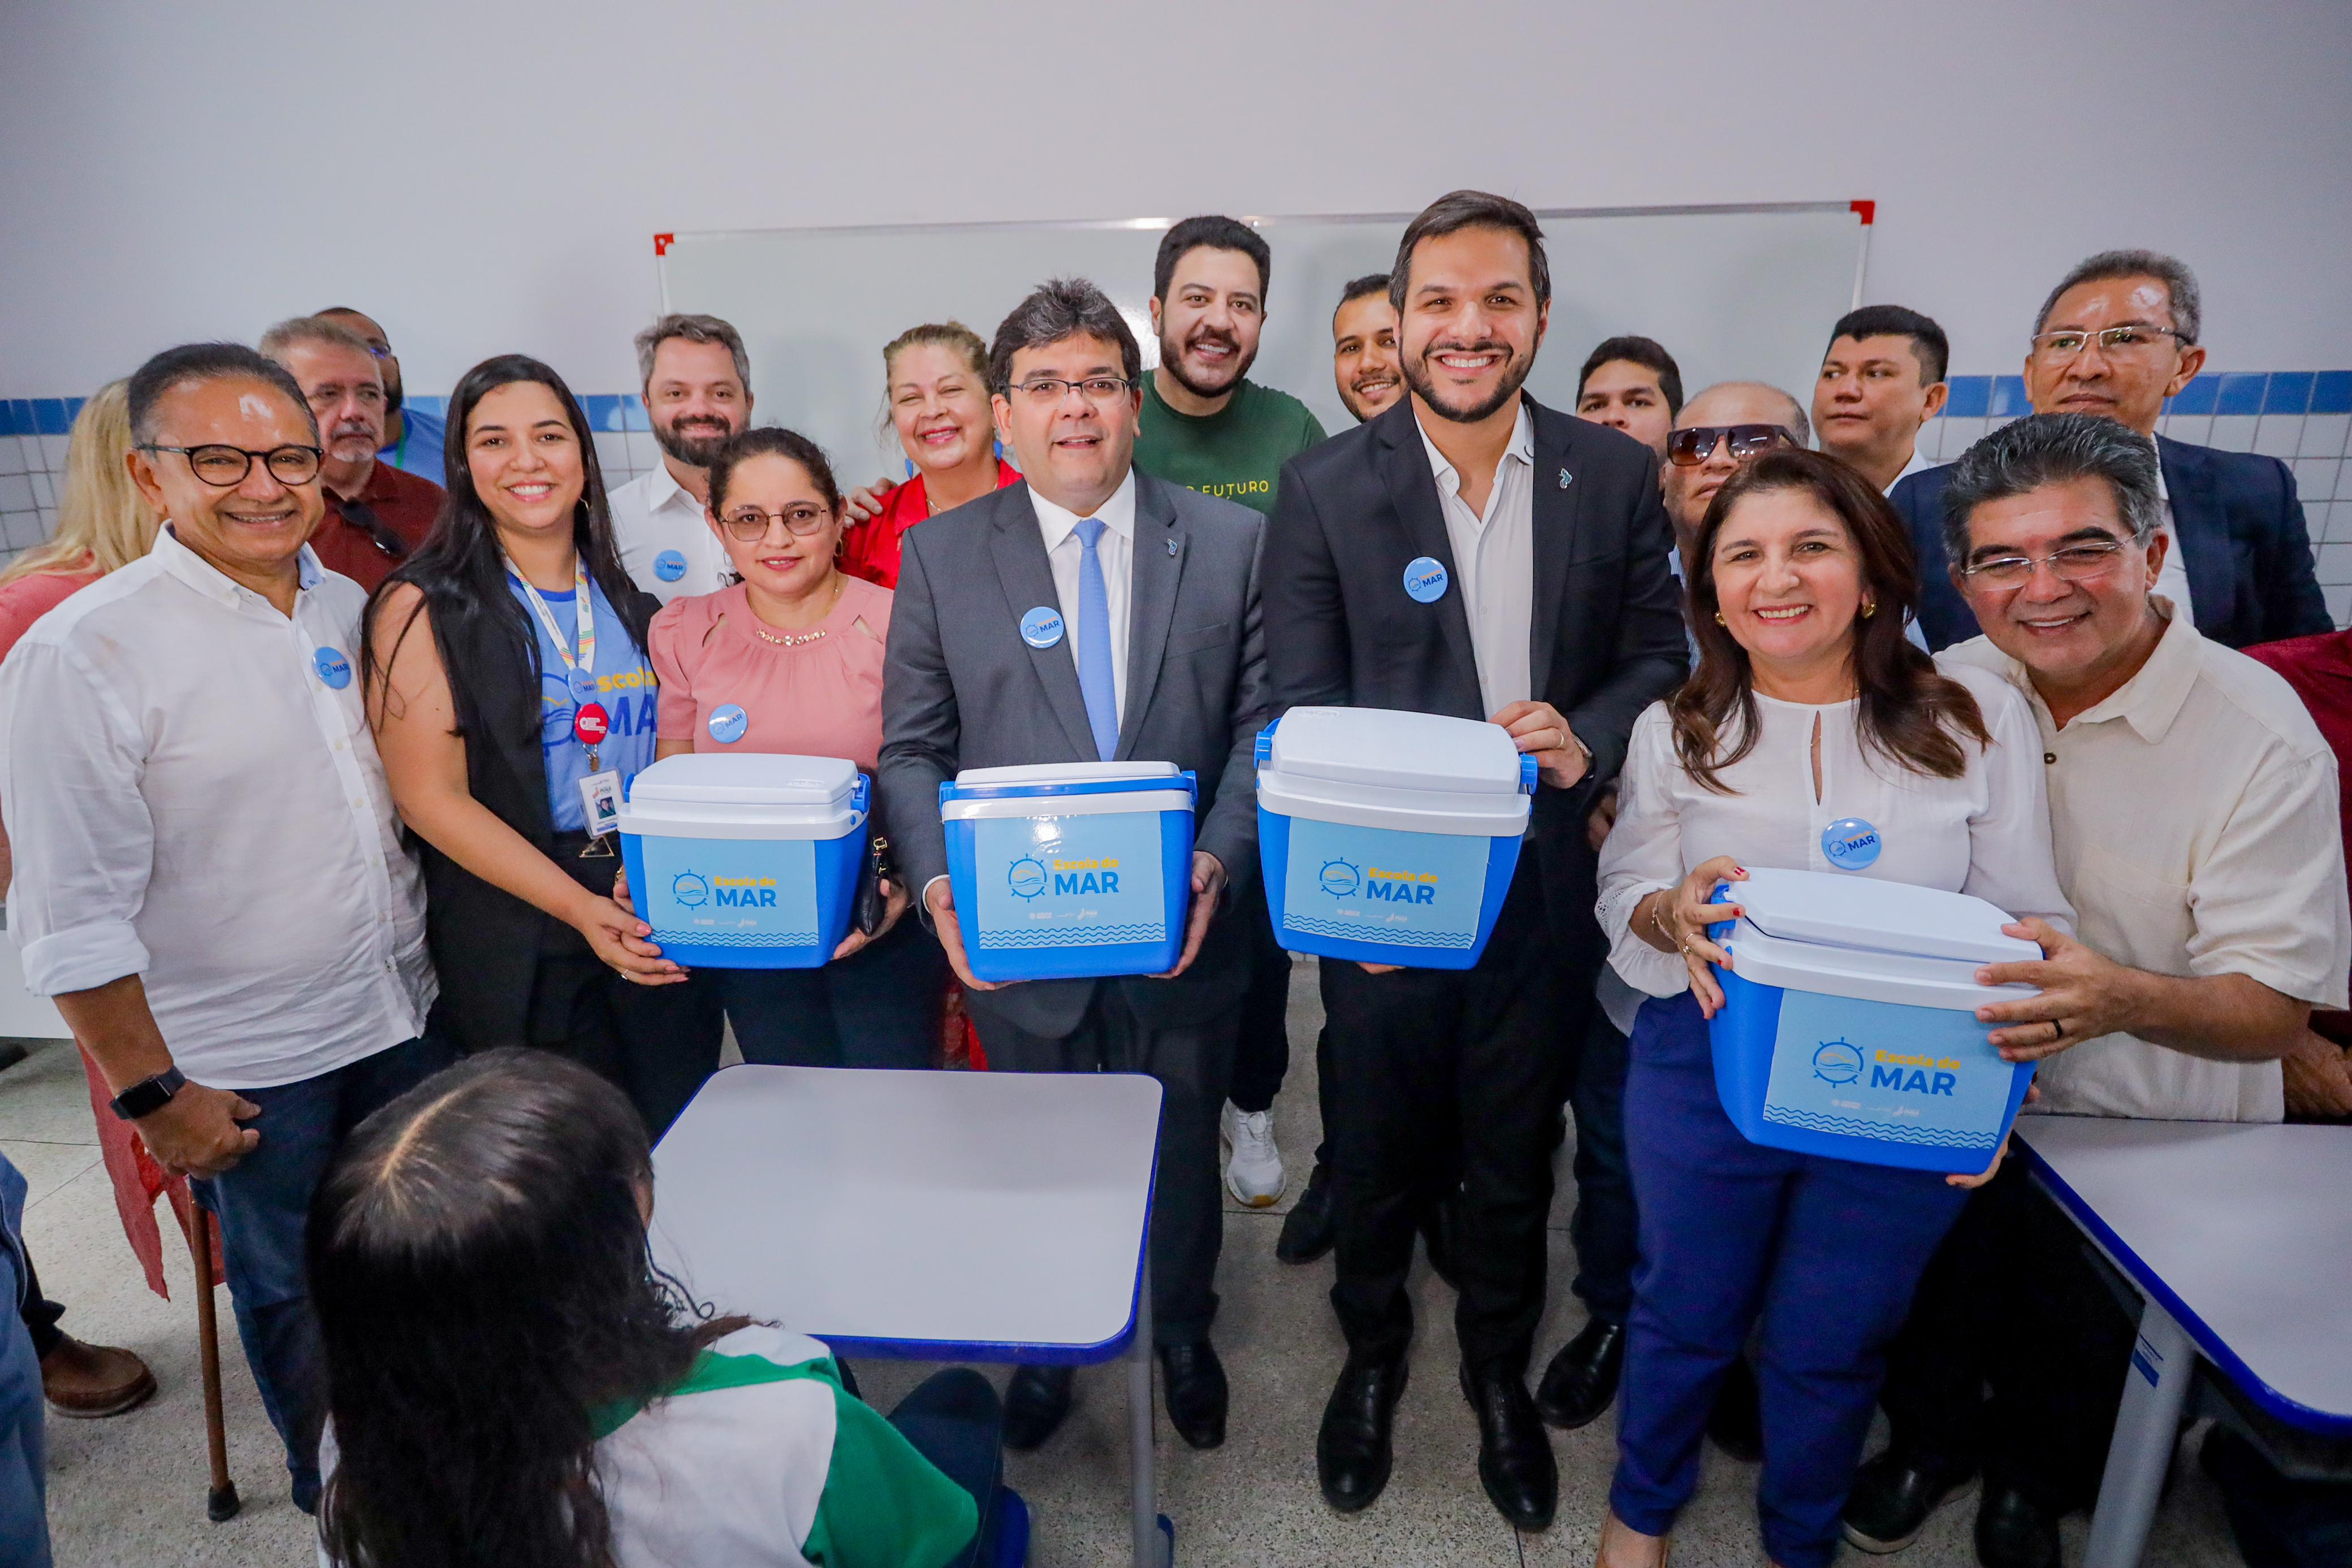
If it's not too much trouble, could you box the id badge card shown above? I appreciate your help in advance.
[579,770,622,839]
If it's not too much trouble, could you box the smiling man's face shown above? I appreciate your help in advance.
[2024,275,2206,438]
[1397,224,1548,426]
[991,333,1140,517]
[1956,474,2166,697]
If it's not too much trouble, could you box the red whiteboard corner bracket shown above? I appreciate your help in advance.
[654,232,675,256]
[1850,200,1876,226]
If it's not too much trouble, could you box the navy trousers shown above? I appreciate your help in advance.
[1614,993,1969,1568]
[1566,1005,1637,1324]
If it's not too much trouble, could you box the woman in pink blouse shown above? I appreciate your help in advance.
[643,427,944,1067]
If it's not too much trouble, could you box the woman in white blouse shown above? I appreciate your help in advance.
[1589,449,2070,1568]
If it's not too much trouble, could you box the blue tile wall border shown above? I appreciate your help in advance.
[2215,372,2268,417]
[2264,372,2315,416]
[2168,378,2219,415]
[1944,376,1990,417]
[2311,372,2352,415]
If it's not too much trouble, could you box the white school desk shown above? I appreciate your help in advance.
[2017,1116,2352,1568]
[650,1064,1171,1568]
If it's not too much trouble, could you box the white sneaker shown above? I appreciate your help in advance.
[1220,1101,1287,1207]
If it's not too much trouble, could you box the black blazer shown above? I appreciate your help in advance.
[1897,434,2333,652]
[1263,395,1687,950]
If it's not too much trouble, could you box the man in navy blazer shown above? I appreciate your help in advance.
[1897,249,2329,652]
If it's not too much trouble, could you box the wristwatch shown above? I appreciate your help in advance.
[109,1065,186,1122]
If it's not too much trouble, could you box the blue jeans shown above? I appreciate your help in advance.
[1613,993,1968,1568]
[0,1154,50,1568]
[191,1033,453,1509]
[719,917,947,1071]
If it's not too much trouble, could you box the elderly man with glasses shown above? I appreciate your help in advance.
[0,343,447,1514]
[261,315,445,591]
[1845,413,2349,1568]
[1893,249,2331,652]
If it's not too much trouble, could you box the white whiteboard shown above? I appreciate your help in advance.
[657,203,1870,483]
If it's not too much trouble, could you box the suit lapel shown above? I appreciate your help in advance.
[989,490,1099,761]
[1375,404,1481,693]
[1118,475,1181,760]
[1525,396,1583,687]
[2157,436,2227,625]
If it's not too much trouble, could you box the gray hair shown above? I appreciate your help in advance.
[1685,380,1810,447]
[987,277,1142,393]
[1940,412,2163,566]
[633,313,750,390]
[2034,249,2202,345]
[257,314,378,366]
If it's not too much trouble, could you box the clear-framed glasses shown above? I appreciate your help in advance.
[1666,423,1796,467]
[2029,324,2184,362]
[1956,538,2130,588]
[306,383,386,412]
[719,505,831,542]
[137,443,323,487]
[1008,376,1135,406]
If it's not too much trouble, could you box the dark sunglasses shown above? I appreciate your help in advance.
[1667,424,1797,467]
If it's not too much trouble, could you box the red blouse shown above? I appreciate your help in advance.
[837,462,1019,589]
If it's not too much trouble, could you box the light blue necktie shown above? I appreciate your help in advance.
[1073,518,1119,760]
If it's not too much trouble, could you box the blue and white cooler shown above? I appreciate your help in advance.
[940,761,1197,984]
[616,753,867,969]
[1254,707,1536,971]
[1706,867,2043,1173]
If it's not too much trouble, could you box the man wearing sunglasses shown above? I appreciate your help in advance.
[261,316,444,591]
[1662,382,1810,564]
[1848,412,2347,1568]
[0,344,444,1514]
[1894,249,2329,653]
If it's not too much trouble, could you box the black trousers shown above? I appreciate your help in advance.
[1878,1153,2137,1513]
[1226,882,1296,1115]
[1322,867,1568,1374]
[1564,1005,1638,1325]
[979,989,1236,1346]
[525,949,723,1142]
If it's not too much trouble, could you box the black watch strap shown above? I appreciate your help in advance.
[109,1065,187,1121]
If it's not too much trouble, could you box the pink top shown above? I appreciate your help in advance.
[0,566,100,666]
[648,576,893,770]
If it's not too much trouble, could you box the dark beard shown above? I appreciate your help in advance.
[1157,328,1252,402]
[655,421,734,468]
[1401,341,1534,425]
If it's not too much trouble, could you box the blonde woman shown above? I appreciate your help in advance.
[0,379,162,1423]
[838,321,1017,588]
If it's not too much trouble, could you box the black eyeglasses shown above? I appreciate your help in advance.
[1667,425,1797,467]
[139,443,323,487]
[1006,376,1135,405]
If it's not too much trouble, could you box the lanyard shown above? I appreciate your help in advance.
[509,556,596,686]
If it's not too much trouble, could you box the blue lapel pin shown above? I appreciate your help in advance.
[1167,537,1178,556]
[1559,468,1573,488]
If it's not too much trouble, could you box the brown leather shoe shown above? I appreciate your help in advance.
[40,1335,157,1418]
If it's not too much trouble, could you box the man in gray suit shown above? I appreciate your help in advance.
[880,277,1268,1455]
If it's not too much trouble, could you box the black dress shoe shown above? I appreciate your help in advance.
[1317,1353,1408,1513]
[1460,1363,1558,1532]
[1001,1365,1075,1452]
[1843,1446,1973,1553]
[1419,1193,1463,1291]
[1534,1319,1625,1430]
[1706,1355,1763,1463]
[1277,1162,1337,1264]
[1158,1341,1227,1449]
[1974,1483,2060,1568]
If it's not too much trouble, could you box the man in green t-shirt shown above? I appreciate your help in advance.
[1133,215,1328,1219]
[1134,215,1328,519]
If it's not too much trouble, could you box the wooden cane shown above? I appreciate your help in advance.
[188,1210,240,1522]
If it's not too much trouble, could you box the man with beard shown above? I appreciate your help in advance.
[317,307,447,484]
[1133,215,1328,1215]
[1265,190,1685,1530]
[607,314,755,603]
[1332,274,1405,424]
[261,316,444,592]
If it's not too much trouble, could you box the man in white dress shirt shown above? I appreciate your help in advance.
[1849,412,2349,1567]
[1811,305,1949,495]
[606,313,754,602]
[0,344,446,1514]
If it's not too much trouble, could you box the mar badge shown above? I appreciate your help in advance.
[1020,606,1065,649]
[1403,556,1449,604]
[654,549,688,583]
[707,703,750,745]
[312,647,352,690]
[1821,817,1882,870]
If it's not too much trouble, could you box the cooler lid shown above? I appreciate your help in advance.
[626,752,862,808]
[956,761,1181,788]
[1728,867,2040,965]
[1264,707,1528,796]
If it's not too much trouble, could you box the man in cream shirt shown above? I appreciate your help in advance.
[1845,412,2347,1568]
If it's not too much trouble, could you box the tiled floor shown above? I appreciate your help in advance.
[5,961,2246,1566]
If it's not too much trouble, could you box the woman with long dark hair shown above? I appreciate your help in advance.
[364,356,719,1136]
[1586,449,2072,1568]
[311,1049,1005,1568]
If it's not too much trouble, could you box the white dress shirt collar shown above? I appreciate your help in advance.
[1414,402,1536,526]
[1026,467,1139,551]
[152,525,325,610]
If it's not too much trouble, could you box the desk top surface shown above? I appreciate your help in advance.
[650,1065,1162,1361]
[2019,1116,2352,1433]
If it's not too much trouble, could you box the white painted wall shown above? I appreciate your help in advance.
[3,0,2349,398]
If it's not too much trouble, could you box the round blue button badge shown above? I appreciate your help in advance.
[312,647,352,690]
[1821,817,1882,870]
[707,703,749,745]
[1020,606,1066,649]
[567,667,600,702]
[654,549,687,583]
[1403,556,1449,604]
